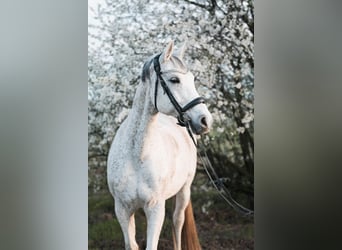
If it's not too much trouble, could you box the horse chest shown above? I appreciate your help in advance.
[108,113,197,206]
[136,131,196,200]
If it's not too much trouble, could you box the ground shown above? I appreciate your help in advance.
[89,174,254,250]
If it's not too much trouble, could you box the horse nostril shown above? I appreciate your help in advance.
[200,116,208,128]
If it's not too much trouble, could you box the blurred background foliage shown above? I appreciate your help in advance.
[88,0,254,248]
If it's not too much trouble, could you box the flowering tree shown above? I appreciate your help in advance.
[88,0,254,207]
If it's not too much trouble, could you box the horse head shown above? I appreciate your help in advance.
[147,41,213,135]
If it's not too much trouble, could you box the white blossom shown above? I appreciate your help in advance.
[88,0,254,193]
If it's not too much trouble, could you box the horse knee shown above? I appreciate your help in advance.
[173,209,185,225]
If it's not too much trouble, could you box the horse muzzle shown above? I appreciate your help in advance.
[190,114,213,135]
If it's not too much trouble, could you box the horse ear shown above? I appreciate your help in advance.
[161,40,174,62]
[175,42,187,60]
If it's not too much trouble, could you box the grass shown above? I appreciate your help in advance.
[89,175,254,249]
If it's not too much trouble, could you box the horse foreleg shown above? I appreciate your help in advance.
[114,199,139,250]
[172,187,191,250]
[144,199,165,250]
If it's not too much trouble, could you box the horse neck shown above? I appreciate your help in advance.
[127,81,156,154]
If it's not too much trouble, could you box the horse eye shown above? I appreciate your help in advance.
[169,77,180,84]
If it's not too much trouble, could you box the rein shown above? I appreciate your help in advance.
[153,54,254,217]
[153,54,204,146]
[198,139,254,217]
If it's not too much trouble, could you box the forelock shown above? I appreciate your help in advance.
[169,55,188,73]
[141,54,188,82]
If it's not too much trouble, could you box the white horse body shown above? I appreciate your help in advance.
[107,41,212,250]
[108,111,196,208]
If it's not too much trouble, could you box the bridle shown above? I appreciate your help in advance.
[153,53,205,146]
[152,53,254,217]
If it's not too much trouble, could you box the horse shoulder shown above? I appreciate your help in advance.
[107,119,136,194]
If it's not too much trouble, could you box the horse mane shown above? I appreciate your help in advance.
[141,57,153,82]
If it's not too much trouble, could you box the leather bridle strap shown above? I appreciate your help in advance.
[153,54,205,126]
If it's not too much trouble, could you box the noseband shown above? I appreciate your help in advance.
[153,54,205,146]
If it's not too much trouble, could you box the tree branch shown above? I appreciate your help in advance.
[183,0,208,9]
